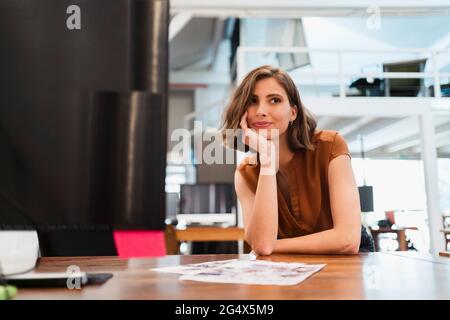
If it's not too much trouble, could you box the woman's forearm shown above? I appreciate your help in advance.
[273,228,360,255]
[246,173,279,255]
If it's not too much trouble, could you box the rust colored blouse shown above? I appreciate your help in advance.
[237,130,351,239]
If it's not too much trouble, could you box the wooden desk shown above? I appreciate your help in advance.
[165,226,248,254]
[175,227,245,242]
[383,251,450,264]
[15,253,450,300]
[369,227,418,251]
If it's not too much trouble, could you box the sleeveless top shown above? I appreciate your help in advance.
[237,130,351,239]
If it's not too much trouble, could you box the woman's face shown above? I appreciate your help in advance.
[246,77,297,140]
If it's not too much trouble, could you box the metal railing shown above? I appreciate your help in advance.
[237,46,450,98]
[182,46,450,130]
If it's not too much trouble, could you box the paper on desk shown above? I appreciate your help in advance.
[151,259,326,286]
[151,259,236,275]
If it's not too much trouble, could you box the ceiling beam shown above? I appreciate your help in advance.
[337,116,376,136]
[169,12,194,41]
[324,117,355,131]
[347,116,419,152]
[385,119,450,153]
[208,18,226,71]
[306,97,438,117]
[344,118,400,142]
[171,0,450,18]
[413,131,450,152]
[347,115,450,153]
[317,116,341,129]
[170,70,230,85]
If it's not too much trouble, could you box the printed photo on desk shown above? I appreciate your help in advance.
[151,259,326,286]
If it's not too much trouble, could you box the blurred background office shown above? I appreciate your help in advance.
[166,0,450,255]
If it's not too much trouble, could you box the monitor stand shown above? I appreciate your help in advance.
[0,231,39,276]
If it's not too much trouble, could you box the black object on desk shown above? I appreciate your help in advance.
[3,272,113,287]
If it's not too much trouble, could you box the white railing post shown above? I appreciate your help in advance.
[432,51,442,98]
[419,109,445,254]
[237,46,246,85]
[338,50,346,98]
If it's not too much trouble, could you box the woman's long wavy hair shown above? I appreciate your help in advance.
[221,65,317,152]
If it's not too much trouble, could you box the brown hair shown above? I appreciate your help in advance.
[221,65,317,151]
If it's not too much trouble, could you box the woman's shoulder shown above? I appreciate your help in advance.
[313,129,342,144]
[312,129,350,160]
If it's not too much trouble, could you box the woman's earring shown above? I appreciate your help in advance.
[289,120,294,127]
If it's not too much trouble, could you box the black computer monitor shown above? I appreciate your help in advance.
[0,0,169,256]
[180,184,237,215]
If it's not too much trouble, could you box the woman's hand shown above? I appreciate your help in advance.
[240,111,278,174]
[239,111,269,152]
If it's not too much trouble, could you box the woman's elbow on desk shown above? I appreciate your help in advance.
[252,244,274,256]
[245,235,275,256]
[339,242,360,255]
[338,232,361,255]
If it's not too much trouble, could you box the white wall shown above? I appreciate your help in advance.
[168,90,194,151]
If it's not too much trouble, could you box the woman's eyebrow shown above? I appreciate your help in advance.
[266,93,283,98]
[251,93,283,98]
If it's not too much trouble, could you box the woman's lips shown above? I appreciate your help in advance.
[252,122,272,128]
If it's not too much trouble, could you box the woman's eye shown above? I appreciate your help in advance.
[270,98,281,104]
[249,97,258,104]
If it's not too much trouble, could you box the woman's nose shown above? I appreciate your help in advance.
[255,103,269,116]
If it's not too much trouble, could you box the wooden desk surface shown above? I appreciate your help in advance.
[15,252,450,300]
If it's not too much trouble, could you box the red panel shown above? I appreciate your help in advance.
[113,230,166,258]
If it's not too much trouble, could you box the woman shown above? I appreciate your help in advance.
[221,65,374,255]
